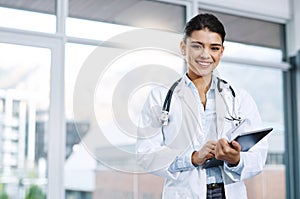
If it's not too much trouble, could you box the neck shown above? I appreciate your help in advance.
[187,73,212,93]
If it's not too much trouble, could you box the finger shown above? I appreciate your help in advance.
[231,140,241,151]
[215,142,223,156]
[207,153,214,159]
[220,138,229,145]
[206,140,217,147]
[209,144,216,151]
[216,138,227,151]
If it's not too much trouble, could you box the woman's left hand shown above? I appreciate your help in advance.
[215,138,241,166]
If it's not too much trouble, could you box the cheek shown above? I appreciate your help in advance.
[186,50,198,60]
[212,54,222,63]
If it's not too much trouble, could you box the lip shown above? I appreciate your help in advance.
[196,60,213,67]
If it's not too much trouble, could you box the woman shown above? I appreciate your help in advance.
[136,13,268,199]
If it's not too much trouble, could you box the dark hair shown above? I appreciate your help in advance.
[183,13,226,43]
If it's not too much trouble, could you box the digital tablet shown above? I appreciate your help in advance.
[234,127,273,152]
[202,127,273,168]
[202,157,223,169]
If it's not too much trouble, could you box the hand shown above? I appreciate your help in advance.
[215,138,241,166]
[191,141,217,166]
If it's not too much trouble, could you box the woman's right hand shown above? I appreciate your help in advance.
[191,140,217,166]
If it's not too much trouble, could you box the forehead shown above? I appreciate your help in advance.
[187,29,222,44]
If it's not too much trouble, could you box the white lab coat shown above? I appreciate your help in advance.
[136,75,268,199]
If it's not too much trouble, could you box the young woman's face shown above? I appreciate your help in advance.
[180,29,224,80]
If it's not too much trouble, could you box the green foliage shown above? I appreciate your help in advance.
[0,183,9,199]
[25,185,45,199]
[0,192,9,199]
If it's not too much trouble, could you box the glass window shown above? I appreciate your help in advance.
[0,43,50,198]
[66,18,137,42]
[217,62,284,155]
[65,1,187,196]
[65,190,92,199]
[0,1,56,33]
[65,43,97,197]
[199,9,282,49]
[196,10,286,198]
[223,41,283,63]
[0,0,55,14]
[217,48,285,198]
[65,37,185,197]
[67,0,186,40]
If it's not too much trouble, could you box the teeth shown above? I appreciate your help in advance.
[197,61,210,66]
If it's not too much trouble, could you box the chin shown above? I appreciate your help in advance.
[194,69,213,77]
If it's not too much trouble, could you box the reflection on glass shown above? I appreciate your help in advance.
[0,43,50,198]
[65,43,185,198]
[65,43,96,199]
[223,41,283,63]
[68,0,185,35]
[67,18,136,41]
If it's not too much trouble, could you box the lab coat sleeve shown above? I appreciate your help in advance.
[168,147,197,173]
[223,89,268,182]
[136,87,197,179]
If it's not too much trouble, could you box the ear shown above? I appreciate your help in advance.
[180,40,186,56]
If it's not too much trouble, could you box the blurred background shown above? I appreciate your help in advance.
[0,0,299,199]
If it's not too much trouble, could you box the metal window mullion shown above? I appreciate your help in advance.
[295,50,300,199]
[47,37,66,199]
[283,52,300,199]
[56,0,68,35]
[283,69,296,199]
[0,27,61,48]
[47,0,68,199]
[221,56,291,71]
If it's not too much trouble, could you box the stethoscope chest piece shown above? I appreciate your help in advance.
[160,110,169,126]
[160,78,182,126]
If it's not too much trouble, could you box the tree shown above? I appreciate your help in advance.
[0,192,9,199]
[25,185,45,199]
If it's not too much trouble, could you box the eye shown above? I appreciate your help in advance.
[211,47,220,51]
[191,44,202,49]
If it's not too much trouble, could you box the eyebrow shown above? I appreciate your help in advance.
[190,41,222,46]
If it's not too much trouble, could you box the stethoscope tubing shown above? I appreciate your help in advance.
[160,77,242,126]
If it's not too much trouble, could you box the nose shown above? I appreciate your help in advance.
[200,47,210,59]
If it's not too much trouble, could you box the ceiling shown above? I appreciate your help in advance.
[202,10,282,49]
[0,0,282,48]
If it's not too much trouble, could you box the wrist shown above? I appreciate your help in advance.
[227,157,240,167]
[191,151,200,166]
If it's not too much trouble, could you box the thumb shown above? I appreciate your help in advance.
[231,140,241,151]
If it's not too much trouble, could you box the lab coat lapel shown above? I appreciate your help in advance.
[176,79,199,116]
[176,79,206,147]
[174,79,205,146]
[215,87,226,136]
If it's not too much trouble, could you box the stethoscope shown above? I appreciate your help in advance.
[159,78,182,126]
[216,77,243,126]
[159,77,243,126]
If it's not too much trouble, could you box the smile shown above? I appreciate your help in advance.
[196,61,212,66]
